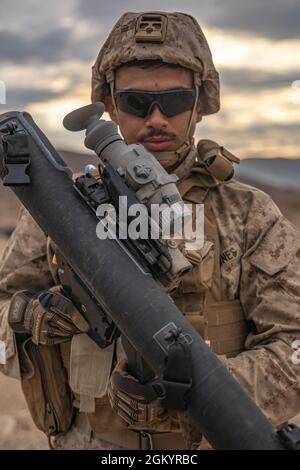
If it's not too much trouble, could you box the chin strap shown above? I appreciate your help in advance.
[152,139,193,171]
[173,144,197,181]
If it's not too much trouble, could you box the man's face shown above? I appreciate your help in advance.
[104,65,202,153]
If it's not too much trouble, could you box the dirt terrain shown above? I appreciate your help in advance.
[0,236,48,449]
[0,154,299,449]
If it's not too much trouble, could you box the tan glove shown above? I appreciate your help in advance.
[107,358,167,426]
[8,286,89,345]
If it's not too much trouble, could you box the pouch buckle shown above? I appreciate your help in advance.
[1,126,31,186]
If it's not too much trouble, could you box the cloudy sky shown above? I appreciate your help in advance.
[0,0,299,159]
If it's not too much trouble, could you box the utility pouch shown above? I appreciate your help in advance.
[20,339,74,436]
[180,240,215,293]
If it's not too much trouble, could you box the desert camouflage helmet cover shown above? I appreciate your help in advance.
[91,11,220,115]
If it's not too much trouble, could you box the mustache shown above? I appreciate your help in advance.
[139,129,176,141]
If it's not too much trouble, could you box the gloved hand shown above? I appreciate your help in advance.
[107,358,167,426]
[8,286,89,345]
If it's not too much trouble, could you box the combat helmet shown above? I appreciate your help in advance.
[91,12,220,173]
[91,11,220,115]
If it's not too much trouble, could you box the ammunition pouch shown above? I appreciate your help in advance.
[187,300,249,358]
[197,139,240,182]
[18,338,74,436]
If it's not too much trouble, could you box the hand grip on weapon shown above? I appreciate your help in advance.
[108,332,194,425]
[107,358,167,426]
[8,286,89,345]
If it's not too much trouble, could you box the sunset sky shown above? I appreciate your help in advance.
[1,0,299,159]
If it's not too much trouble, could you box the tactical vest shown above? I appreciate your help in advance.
[174,170,249,358]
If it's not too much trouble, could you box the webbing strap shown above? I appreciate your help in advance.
[204,190,222,303]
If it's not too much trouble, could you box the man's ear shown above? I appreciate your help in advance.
[104,95,119,124]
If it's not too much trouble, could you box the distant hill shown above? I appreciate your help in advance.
[235,158,300,189]
[0,153,299,233]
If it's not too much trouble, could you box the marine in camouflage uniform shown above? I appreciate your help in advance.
[0,12,300,450]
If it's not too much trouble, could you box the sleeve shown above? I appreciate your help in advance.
[0,206,53,379]
[223,192,300,426]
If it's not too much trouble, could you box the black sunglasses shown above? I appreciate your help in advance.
[114,88,196,118]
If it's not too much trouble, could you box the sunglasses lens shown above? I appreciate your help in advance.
[161,90,196,117]
[115,92,150,117]
[114,89,196,117]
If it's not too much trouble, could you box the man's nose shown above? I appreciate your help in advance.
[145,105,168,128]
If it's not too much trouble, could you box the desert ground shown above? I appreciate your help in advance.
[0,154,299,449]
[0,235,49,449]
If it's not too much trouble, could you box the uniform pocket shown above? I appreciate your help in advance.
[248,217,298,276]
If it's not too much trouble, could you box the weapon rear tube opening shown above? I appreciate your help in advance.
[0,111,287,450]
